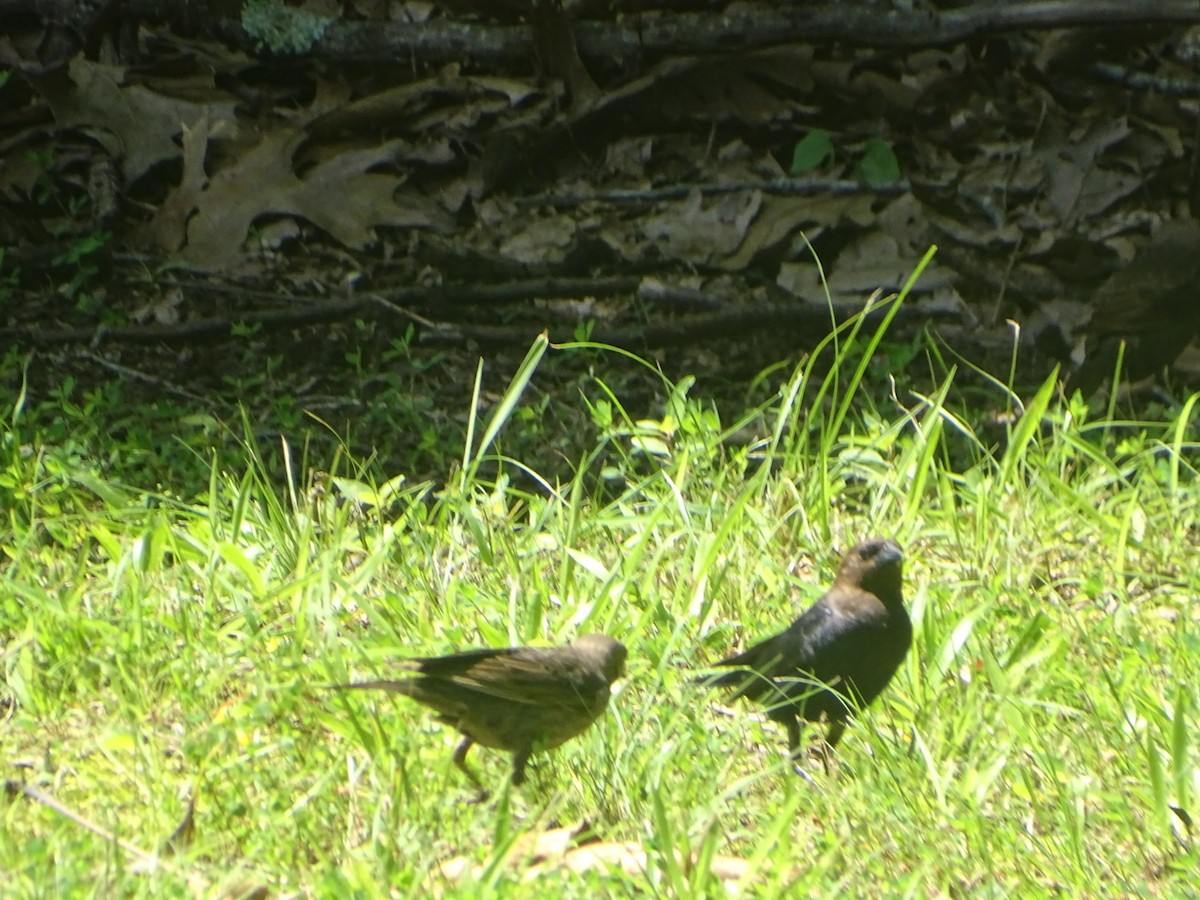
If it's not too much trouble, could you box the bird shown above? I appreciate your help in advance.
[1069,219,1200,398]
[329,634,626,794]
[699,538,911,760]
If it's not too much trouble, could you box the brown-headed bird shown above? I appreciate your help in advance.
[701,538,910,758]
[330,634,626,792]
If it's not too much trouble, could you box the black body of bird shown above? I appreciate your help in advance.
[1070,219,1200,398]
[330,634,626,792]
[702,538,911,756]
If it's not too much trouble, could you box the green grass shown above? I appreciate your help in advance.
[3,300,1200,896]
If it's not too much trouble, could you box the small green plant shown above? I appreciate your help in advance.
[787,129,903,185]
[790,128,835,174]
[52,230,109,306]
[858,136,902,185]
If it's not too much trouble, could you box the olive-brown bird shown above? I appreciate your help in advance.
[1070,219,1200,398]
[701,538,910,757]
[331,634,626,792]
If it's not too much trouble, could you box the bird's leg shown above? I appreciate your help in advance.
[812,720,846,774]
[452,736,477,780]
[783,718,821,782]
[823,720,846,750]
[510,750,530,786]
[784,715,804,757]
[452,737,489,801]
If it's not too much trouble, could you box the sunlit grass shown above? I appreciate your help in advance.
[2,295,1199,895]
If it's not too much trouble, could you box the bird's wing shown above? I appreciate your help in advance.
[714,629,794,675]
[408,645,524,675]
[702,605,824,698]
[715,600,834,675]
[431,647,608,710]
[325,647,522,695]
[713,590,891,680]
[792,588,895,682]
[805,583,888,627]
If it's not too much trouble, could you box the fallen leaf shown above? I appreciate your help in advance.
[35,57,238,184]
[180,130,451,271]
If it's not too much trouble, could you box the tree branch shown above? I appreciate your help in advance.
[6,0,1200,67]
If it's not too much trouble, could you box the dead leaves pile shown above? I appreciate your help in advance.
[2,8,1200,368]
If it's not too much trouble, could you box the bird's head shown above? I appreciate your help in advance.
[836,538,904,601]
[573,634,628,683]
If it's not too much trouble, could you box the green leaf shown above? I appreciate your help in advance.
[858,137,901,185]
[789,129,834,174]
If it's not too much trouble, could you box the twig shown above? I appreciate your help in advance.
[519,178,917,210]
[5,780,160,867]
[73,351,210,402]
[420,297,957,348]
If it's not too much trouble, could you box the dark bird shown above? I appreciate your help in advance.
[701,538,911,759]
[1070,219,1200,398]
[330,634,626,793]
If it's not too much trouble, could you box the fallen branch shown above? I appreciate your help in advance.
[1,287,959,351]
[6,1,1200,67]
[518,177,919,210]
[256,1,1200,66]
[418,298,959,348]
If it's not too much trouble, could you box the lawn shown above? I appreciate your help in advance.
[3,305,1198,896]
